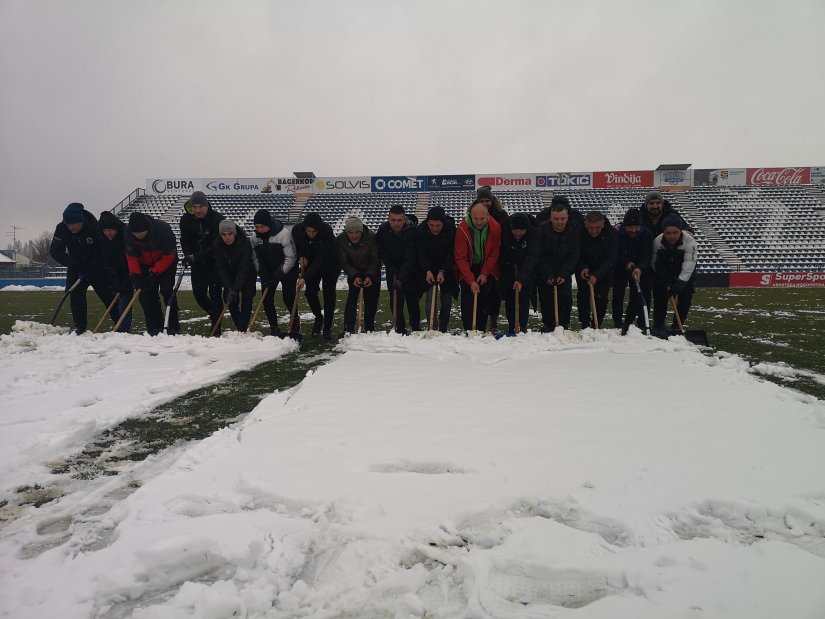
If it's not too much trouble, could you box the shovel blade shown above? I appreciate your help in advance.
[649,327,709,347]
[279,332,303,343]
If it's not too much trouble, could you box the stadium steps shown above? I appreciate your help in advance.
[414,192,430,222]
[541,191,555,209]
[671,193,746,271]
[805,185,825,213]
[289,194,310,223]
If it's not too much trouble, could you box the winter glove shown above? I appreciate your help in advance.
[183,254,196,267]
[226,290,238,305]
[670,279,686,295]
[130,274,142,290]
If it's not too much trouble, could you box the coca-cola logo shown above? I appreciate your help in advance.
[747,167,810,185]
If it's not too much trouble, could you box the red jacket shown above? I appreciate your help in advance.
[454,215,501,285]
[124,216,178,277]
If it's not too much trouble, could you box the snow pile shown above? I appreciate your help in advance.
[0,321,297,498]
[2,330,825,617]
[0,285,65,291]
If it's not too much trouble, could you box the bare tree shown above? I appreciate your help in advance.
[30,232,53,264]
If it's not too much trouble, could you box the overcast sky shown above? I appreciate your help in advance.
[1,0,823,244]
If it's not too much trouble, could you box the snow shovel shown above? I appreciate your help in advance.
[247,286,269,333]
[553,281,560,329]
[391,287,398,333]
[93,292,120,333]
[670,296,709,347]
[210,299,230,337]
[631,274,650,335]
[50,275,86,326]
[428,284,437,331]
[279,286,303,342]
[471,287,478,332]
[163,264,187,334]
[112,289,140,332]
[588,280,600,329]
[356,286,364,333]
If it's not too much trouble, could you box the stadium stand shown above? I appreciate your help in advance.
[114,185,825,275]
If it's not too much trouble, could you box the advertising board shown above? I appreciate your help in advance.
[729,272,825,288]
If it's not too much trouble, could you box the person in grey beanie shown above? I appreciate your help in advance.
[336,216,380,334]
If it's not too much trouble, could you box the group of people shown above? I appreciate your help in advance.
[49,187,698,337]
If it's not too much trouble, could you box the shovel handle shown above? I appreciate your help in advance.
[112,289,141,332]
[588,280,599,330]
[94,292,121,333]
[247,286,269,333]
[670,296,685,333]
[210,300,230,337]
[288,285,302,334]
[356,286,364,333]
[428,284,437,331]
[471,288,478,332]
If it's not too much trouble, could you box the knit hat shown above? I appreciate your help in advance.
[476,186,493,200]
[426,206,446,222]
[219,220,237,235]
[661,215,682,230]
[550,195,570,208]
[99,210,123,231]
[190,191,210,208]
[128,212,151,233]
[63,203,85,225]
[303,212,323,230]
[344,216,364,232]
[644,190,664,205]
[622,208,641,227]
[253,209,273,227]
[510,213,530,230]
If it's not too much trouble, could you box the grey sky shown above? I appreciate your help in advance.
[1,0,823,244]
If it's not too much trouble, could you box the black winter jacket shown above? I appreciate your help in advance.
[98,213,131,295]
[640,200,687,237]
[577,223,618,282]
[212,226,256,292]
[292,222,340,279]
[50,210,103,273]
[500,220,541,286]
[537,221,581,280]
[415,217,457,292]
[376,218,417,283]
[179,203,226,263]
[615,225,653,275]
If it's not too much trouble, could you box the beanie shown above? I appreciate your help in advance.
[253,209,273,228]
[426,206,446,222]
[99,210,123,231]
[128,212,151,233]
[510,213,530,230]
[661,215,682,230]
[63,203,85,225]
[190,191,210,208]
[219,220,237,235]
[303,212,323,230]
[644,190,664,205]
[622,208,641,227]
[344,216,364,232]
[550,195,570,208]
[476,186,493,200]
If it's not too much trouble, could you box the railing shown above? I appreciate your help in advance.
[112,188,146,217]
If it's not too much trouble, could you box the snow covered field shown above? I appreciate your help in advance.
[2,326,825,618]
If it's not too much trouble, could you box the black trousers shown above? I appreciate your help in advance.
[137,266,180,336]
[305,270,340,333]
[66,269,115,333]
[500,276,530,332]
[423,284,454,332]
[223,280,256,333]
[538,278,573,330]
[343,278,380,333]
[386,273,422,333]
[576,275,611,329]
[653,277,695,329]
[279,267,298,323]
[459,273,496,331]
[190,262,222,323]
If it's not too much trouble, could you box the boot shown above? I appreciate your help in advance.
[487,315,497,333]
[312,315,323,337]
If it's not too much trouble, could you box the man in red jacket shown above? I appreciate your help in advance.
[125,212,180,335]
[454,199,501,331]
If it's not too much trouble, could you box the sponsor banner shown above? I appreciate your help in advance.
[312,177,371,193]
[592,170,654,189]
[747,167,811,185]
[272,177,316,193]
[535,172,592,189]
[370,176,427,192]
[475,174,535,191]
[147,178,201,195]
[427,174,476,191]
[693,168,747,186]
[811,167,825,185]
[730,272,825,288]
[655,169,693,189]
[203,178,276,194]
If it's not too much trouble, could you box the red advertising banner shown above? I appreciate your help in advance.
[746,167,811,185]
[730,272,825,288]
[592,170,654,188]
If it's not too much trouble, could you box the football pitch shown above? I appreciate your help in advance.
[1,287,823,402]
